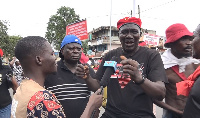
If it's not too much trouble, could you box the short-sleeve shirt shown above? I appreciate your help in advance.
[96,47,168,118]
[12,64,23,85]
[44,60,93,118]
[27,90,66,118]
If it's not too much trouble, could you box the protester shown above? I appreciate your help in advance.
[44,35,100,118]
[154,23,200,118]
[11,36,103,118]
[80,51,96,78]
[180,24,200,118]
[0,48,18,118]
[91,17,168,117]
[9,57,24,85]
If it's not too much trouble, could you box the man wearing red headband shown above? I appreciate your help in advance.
[92,17,168,118]
[154,23,200,118]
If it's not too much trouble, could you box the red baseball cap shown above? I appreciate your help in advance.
[164,23,193,47]
[117,17,142,29]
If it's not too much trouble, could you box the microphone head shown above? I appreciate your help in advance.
[100,56,118,87]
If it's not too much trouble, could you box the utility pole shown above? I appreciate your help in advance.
[133,0,136,17]
[130,10,132,17]
[138,5,140,18]
[109,0,112,50]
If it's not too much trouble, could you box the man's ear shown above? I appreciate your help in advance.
[35,56,42,65]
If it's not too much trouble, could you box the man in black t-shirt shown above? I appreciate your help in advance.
[94,17,168,118]
[0,49,18,118]
[182,24,200,118]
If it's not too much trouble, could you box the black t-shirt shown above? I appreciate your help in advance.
[0,65,13,109]
[44,60,95,118]
[183,76,200,118]
[96,47,167,118]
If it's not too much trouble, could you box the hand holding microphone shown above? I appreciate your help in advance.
[90,86,103,118]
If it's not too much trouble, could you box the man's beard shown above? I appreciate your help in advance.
[182,52,192,58]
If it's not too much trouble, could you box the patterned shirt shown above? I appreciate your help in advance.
[27,90,66,118]
[12,64,23,85]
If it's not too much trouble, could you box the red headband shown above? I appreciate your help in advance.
[117,17,142,29]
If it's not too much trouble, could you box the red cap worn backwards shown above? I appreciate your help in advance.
[117,17,142,29]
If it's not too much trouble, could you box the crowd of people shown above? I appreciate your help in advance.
[1,16,200,118]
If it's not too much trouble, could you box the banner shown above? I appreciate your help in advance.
[66,20,88,40]
[143,33,160,46]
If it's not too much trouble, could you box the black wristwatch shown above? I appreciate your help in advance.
[135,75,146,85]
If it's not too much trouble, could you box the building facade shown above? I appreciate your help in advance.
[87,26,165,57]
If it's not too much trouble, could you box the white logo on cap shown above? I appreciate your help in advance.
[75,39,78,41]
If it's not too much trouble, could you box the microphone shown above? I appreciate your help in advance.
[100,56,118,87]
[90,56,117,118]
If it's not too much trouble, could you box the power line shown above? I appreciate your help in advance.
[140,0,176,13]
[85,13,129,19]
[140,15,167,21]
[85,0,177,19]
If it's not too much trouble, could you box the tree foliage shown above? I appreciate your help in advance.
[0,20,9,54]
[45,6,80,50]
[0,20,22,58]
[7,35,22,57]
[81,40,89,54]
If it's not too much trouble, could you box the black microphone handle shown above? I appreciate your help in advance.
[100,56,117,87]
[100,66,115,87]
[90,109,96,118]
[90,86,103,118]
[91,56,117,118]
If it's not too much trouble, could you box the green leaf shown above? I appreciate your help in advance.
[45,6,80,50]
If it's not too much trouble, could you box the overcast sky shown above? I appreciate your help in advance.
[0,0,199,37]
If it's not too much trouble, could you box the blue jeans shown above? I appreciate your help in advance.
[0,104,11,118]
[162,109,182,118]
